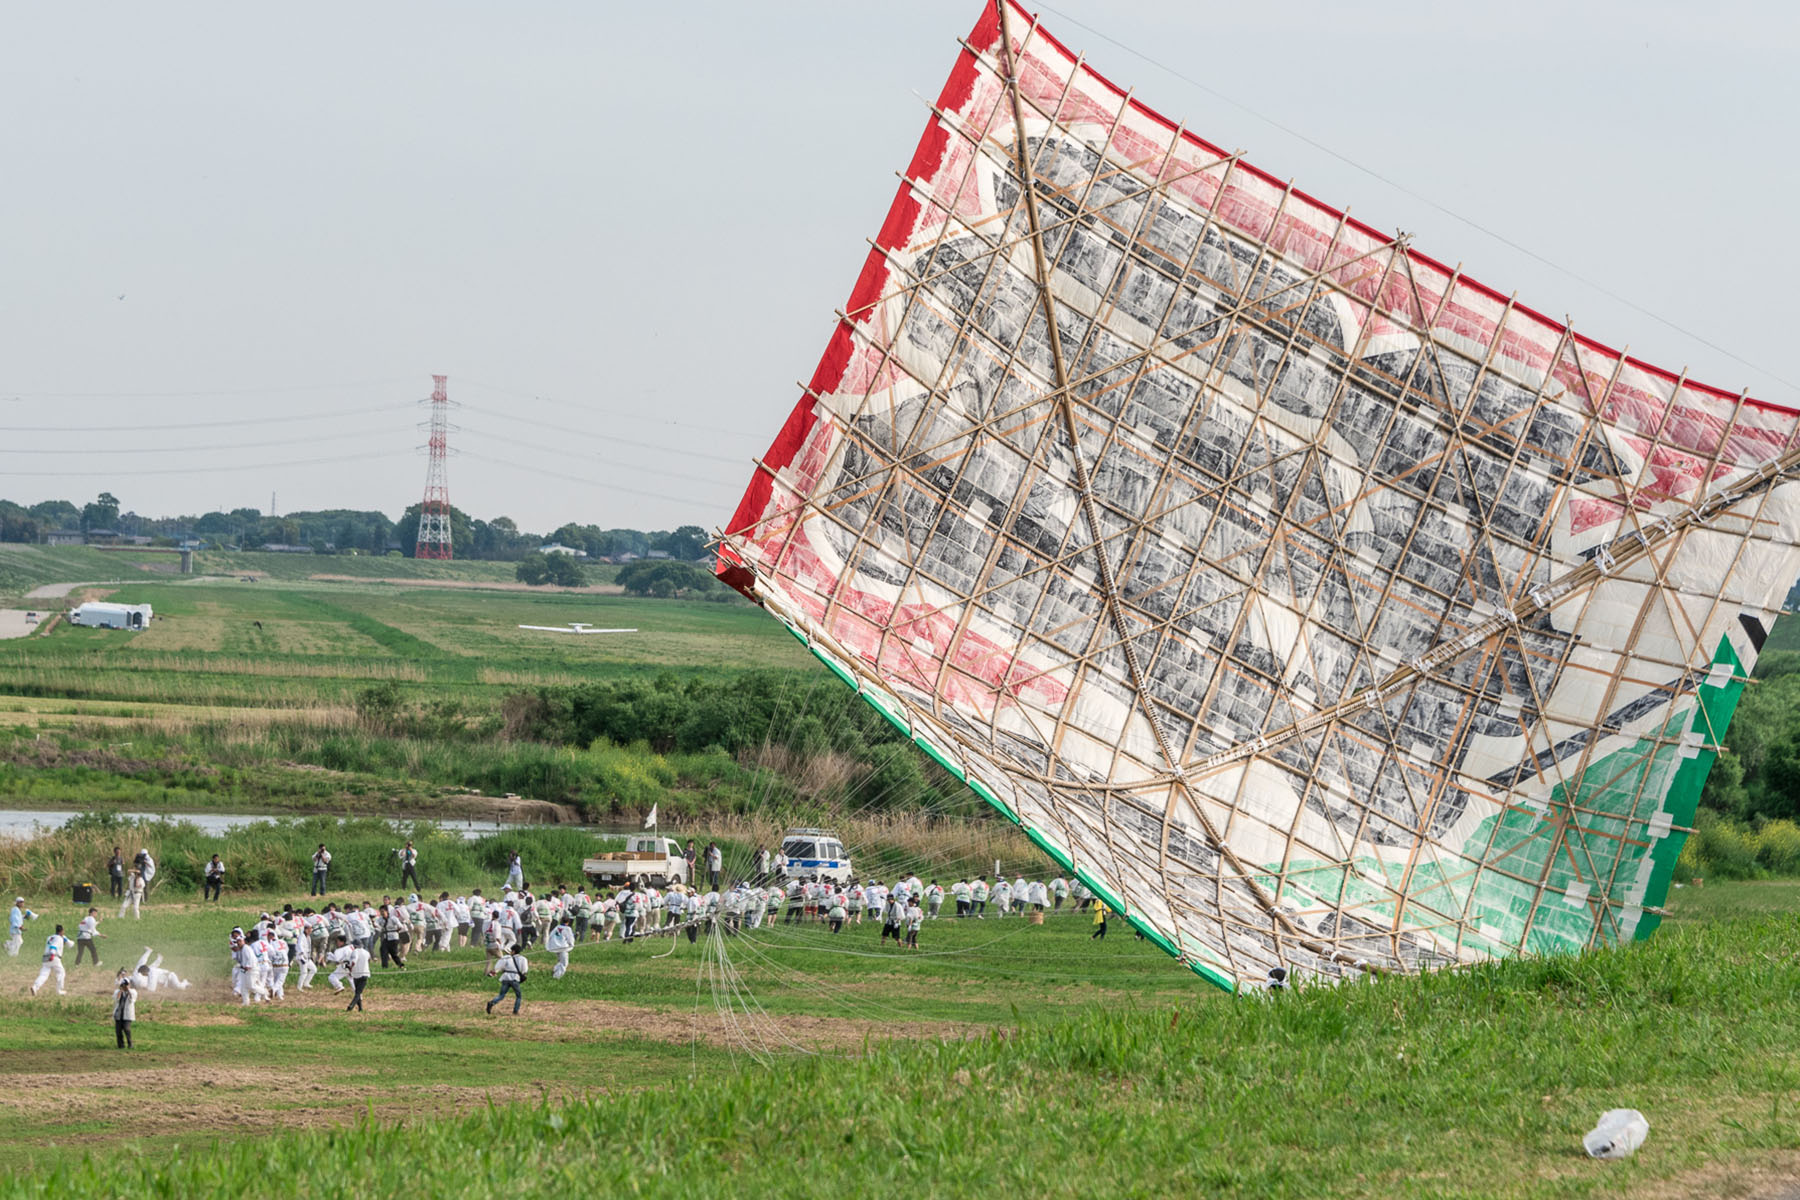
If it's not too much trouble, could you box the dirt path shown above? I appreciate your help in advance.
[1,966,961,1053]
[24,581,90,599]
[0,611,41,640]
[0,980,962,1154]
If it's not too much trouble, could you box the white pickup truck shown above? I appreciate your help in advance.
[582,835,689,889]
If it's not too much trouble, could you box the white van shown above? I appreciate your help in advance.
[780,828,852,885]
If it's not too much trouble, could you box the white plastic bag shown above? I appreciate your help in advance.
[1583,1109,1649,1159]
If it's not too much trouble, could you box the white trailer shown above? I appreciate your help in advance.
[69,602,153,630]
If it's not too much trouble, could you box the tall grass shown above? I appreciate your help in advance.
[1677,808,1800,878]
[0,813,618,896]
[4,650,429,682]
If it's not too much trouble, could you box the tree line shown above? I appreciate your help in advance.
[0,492,708,565]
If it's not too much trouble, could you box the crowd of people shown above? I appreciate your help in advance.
[12,832,1107,1029]
[201,863,1100,1011]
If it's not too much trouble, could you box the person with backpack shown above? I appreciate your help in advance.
[486,946,529,1015]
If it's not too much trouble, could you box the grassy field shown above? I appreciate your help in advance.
[0,881,1791,1197]
[4,577,806,701]
[0,888,1194,1171]
[3,548,1797,1196]
[0,544,599,602]
[0,570,823,820]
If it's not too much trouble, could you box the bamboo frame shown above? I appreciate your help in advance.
[716,0,1800,987]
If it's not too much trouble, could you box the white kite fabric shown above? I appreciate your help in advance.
[718,0,1800,990]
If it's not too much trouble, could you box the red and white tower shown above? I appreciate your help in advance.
[415,374,454,560]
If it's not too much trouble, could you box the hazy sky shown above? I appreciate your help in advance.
[2,1,1795,533]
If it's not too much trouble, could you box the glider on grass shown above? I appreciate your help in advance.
[517,623,638,635]
[716,0,1800,990]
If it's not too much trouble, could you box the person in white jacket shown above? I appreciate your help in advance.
[992,879,1013,917]
[326,937,357,993]
[134,946,191,992]
[293,928,318,991]
[234,938,266,1006]
[544,918,575,979]
[486,948,528,1014]
[264,932,290,1000]
[119,869,147,919]
[30,926,68,996]
[112,972,137,1049]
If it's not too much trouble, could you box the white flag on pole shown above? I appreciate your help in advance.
[643,804,658,830]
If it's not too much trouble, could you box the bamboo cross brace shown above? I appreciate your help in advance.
[991,3,1384,974]
[1188,439,1800,783]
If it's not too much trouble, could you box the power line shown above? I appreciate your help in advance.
[0,449,402,477]
[0,376,415,400]
[458,450,736,509]
[457,378,765,441]
[457,424,742,489]
[0,402,413,434]
[0,426,415,455]
[457,403,749,466]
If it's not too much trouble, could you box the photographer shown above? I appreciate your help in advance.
[399,842,419,890]
[113,971,137,1049]
[203,854,225,903]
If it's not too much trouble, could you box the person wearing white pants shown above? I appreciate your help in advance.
[119,869,146,919]
[30,927,69,996]
[293,932,317,991]
[265,936,289,1000]
[133,947,190,991]
[7,898,36,957]
[545,919,574,980]
[234,940,265,1006]
[325,938,356,992]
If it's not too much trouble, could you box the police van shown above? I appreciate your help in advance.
[780,828,852,884]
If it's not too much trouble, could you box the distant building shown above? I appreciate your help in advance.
[646,550,672,560]
[44,530,85,546]
[537,543,589,558]
[257,544,315,554]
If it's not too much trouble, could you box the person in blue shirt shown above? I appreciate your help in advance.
[7,898,37,957]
